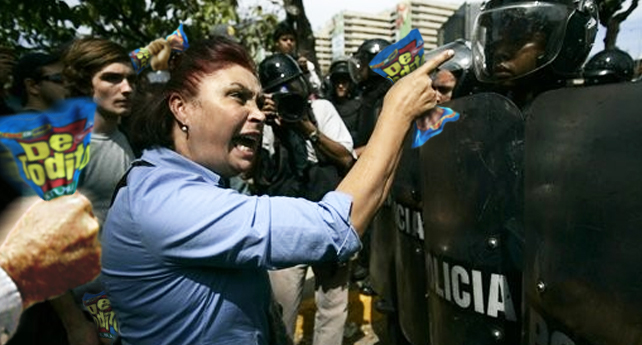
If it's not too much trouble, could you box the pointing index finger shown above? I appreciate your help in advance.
[418,49,455,75]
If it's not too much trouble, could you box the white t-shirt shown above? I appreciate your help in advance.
[0,268,22,341]
[306,61,322,92]
[262,99,355,162]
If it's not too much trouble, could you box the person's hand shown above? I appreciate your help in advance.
[261,94,281,126]
[0,193,101,309]
[382,50,454,123]
[147,38,172,71]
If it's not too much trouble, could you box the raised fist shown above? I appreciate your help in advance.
[0,193,101,308]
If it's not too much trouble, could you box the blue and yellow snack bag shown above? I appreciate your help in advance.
[370,28,425,83]
[166,23,190,53]
[130,23,190,74]
[0,98,95,200]
[83,291,119,344]
[369,28,460,148]
[412,106,460,148]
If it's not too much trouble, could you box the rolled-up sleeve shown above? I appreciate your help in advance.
[128,167,361,270]
[0,268,22,341]
[266,191,362,266]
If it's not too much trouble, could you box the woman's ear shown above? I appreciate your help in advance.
[168,92,190,126]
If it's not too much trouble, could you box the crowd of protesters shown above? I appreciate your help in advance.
[0,17,455,345]
[2,6,639,344]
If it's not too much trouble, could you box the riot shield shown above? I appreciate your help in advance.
[420,93,524,345]
[393,140,430,345]
[523,81,642,345]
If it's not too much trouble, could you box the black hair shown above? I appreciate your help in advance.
[272,21,296,43]
[10,52,60,105]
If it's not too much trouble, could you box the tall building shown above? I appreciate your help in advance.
[314,0,462,75]
[438,1,482,45]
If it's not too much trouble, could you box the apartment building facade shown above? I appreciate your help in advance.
[314,0,463,75]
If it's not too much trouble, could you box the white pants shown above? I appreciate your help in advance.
[269,262,350,345]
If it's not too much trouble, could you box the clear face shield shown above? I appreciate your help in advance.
[472,2,572,83]
[425,40,473,78]
[347,55,370,85]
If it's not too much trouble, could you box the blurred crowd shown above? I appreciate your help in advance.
[0,2,640,344]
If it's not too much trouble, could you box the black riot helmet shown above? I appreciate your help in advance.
[258,53,305,92]
[583,48,635,85]
[329,58,353,85]
[349,38,391,84]
[329,58,356,98]
[472,0,599,84]
[330,59,351,79]
[425,39,479,97]
[258,53,310,122]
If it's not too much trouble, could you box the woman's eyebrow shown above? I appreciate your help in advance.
[229,83,260,98]
[230,82,259,93]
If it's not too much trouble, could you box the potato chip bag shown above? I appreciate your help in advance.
[83,291,119,344]
[130,23,190,74]
[0,98,95,200]
[369,28,460,148]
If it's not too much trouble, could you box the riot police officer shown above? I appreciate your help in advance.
[473,2,642,345]
[472,0,598,106]
[583,48,635,85]
[464,0,642,344]
[350,38,392,157]
[417,0,600,344]
[325,57,360,145]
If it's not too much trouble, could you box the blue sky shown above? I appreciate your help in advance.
[591,3,642,58]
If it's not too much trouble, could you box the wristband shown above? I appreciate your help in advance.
[308,129,320,144]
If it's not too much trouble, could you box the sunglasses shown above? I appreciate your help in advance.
[39,73,64,84]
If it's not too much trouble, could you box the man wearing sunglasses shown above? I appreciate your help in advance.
[11,52,68,113]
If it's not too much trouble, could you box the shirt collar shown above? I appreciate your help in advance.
[140,146,227,187]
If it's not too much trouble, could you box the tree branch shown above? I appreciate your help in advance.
[113,1,152,45]
[613,0,638,22]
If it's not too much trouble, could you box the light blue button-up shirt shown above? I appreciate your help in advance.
[101,147,361,345]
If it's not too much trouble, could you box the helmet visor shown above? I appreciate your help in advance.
[425,40,472,74]
[472,2,571,83]
[348,56,368,84]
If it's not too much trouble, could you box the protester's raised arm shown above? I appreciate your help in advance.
[336,50,454,234]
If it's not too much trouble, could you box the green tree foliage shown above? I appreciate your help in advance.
[597,0,639,49]
[0,0,278,59]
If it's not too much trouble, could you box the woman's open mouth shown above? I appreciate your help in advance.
[232,132,260,153]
